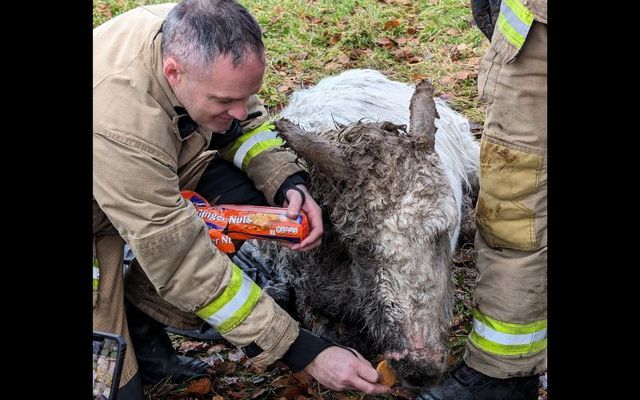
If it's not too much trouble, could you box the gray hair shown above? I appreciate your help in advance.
[161,0,265,79]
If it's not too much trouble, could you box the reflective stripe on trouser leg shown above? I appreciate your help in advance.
[93,234,139,387]
[196,264,262,334]
[465,238,547,378]
[469,309,546,357]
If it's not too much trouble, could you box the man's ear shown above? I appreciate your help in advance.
[163,57,182,86]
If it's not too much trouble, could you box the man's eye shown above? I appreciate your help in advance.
[211,97,231,104]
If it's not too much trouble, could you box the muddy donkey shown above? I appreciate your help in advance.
[258,69,479,388]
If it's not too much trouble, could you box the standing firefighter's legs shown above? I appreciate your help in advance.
[467,20,547,379]
[416,19,546,400]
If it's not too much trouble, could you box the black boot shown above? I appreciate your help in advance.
[125,299,212,385]
[415,362,539,400]
[116,372,144,400]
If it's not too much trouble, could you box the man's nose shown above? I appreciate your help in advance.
[226,100,248,121]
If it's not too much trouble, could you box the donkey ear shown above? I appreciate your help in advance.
[275,119,351,182]
[409,79,439,151]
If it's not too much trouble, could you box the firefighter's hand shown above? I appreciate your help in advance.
[471,0,501,40]
[282,184,323,251]
[304,346,392,394]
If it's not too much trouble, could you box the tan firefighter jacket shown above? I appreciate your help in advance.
[93,4,303,368]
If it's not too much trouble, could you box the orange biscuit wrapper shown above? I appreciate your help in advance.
[215,204,309,243]
[181,190,212,208]
[208,229,236,254]
[181,191,309,253]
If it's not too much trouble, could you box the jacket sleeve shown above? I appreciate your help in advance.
[93,131,299,368]
[220,94,308,204]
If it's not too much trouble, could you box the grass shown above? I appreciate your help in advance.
[93,0,488,124]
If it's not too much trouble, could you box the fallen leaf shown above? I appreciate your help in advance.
[412,73,426,81]
[328,33,342,45]
[407,27,417,35]
[392,46,414,59]
[206,343,227,354]
[250,388,268,399]
[447,28,461,35]
[455,70,472,80]
[305,16,322,25]
[376,36,396,49]
[382,0,410,5]
[228,348,247,362]
[324,62,342,71]
[271,374,293,389]
[179,341,211,353]
[292,371,314,386]
[186,377,212,395]
[337,54,350,64]
[212,396,225,400]
[284,386,303,399]
[277,85,290,93]
[384,19,400,30]
[439,92,455,101]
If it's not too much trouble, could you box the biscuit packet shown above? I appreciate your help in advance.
[181,191,309,253]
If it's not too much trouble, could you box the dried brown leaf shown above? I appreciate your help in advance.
[384,19,400,30]
[292,371,314,386]
[228,348,247,362]
[271,374,293,389]
[186,377,212,395]
[220,361,237,374]
[250,388,268,399]
[284,386,304,399]
[337,54,350,64]
[376,36,396,49]
[455,70,472,80]
[440,76,454,85]
[178,341,211,353]
[206,343,227,354]
[439,92,455,101]
[305,16,322,25]
[412,73,426,82]
[328,33,342,45]
[392,46,414,59]
[382,0,410,5]
[324,62,342,71]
